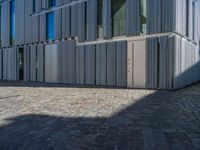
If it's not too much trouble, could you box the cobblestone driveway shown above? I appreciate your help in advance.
[0,81,200,150]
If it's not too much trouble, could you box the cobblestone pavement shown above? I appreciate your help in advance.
[0,81,200,150]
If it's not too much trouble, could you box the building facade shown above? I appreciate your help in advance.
[0,0,200,89]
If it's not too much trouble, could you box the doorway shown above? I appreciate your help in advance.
[19,48,24,80]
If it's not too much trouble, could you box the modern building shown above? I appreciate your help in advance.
[0,0,200,89]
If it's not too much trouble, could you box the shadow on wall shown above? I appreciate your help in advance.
[0,87,200,149]
[173,61,200,89]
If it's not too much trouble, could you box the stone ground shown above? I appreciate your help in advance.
[0,81,200,150]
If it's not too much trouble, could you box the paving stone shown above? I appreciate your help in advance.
[0,81,200,150]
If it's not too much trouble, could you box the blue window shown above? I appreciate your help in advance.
[46,12,55,40]
[48,0,56,8]
[10,0,15,45]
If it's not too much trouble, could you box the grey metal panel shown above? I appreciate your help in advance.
[37,43,45,82]
[126,0,140,36]
[71,4,78,37]
[0,49,2,80]
[62,40,76,84]
[146,37,158,89]
[62,6,71,38]
[55,9,62,40]
[45,44,58,83]
[103,0,111,39]
[30,44,37,82]
[40,14,46,42]
[2,48,17,80]
[187,0,193,39]
[161,0,176,32]
[35,0,42,12]
[87,0,97,41]
[106,42,116,86]
[78,2,86,42]
[76,45,85,84]
[85,44,96,85]
[147,0,161,34]
[96,43,107,86]
[24,45,30,81]
[15,0,25,45]
[116,41,127,87]
[1,1,10,47]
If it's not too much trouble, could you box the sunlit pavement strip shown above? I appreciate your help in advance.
[0,81,200,150]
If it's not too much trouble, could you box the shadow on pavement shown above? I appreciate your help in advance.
[0,85,200,150]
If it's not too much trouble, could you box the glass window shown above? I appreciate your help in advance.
[33,0,36,13]
[10,0,15,45]
[46,12,55,40]
[97,0,103,39]
[140,0,147,34]
[48,0,56,8]
[111,0,126,37]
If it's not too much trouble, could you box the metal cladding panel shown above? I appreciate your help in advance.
[87,0,97,41]
[126,0,140,36]
[24,45,30,81]
[172,35,200,89]
[62,6,71,38]
[2,48,17,80]
[85,45,96,85]
[175,0,187,36]
[161,0,176,32]
[76,45,85,84]
[147,0,161,34]
[37,43,45,82]
[187,0,193,39]
[15,0,25,45]
[106,42,116,86]
[45,44,58,83]
[96,43,107,86]
[78,2,86,42]
[146,37,158,89]
[0,49,2,79]
[116,41,127,87]
[30,44,37,82]
[1,1,10,48]
[62,40,76,84]
[35,0,42,12]
[193,0,200,43]
[103,0,111,39]
[55,9,62,40]
[159,36,173,89]
[40,14,46,42]
[71,4,78,37]
[62,0,71,5]
[24,0,40,44]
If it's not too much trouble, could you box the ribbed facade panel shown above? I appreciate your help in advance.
[2,48,17,80]
[96,43,107,86]
[1,1,10,48]
[87,0,97,41]
[126,0,140,36]
[76,45,85,84]
[85,44,96,85]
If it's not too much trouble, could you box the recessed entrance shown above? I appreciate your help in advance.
[18,48,24,80]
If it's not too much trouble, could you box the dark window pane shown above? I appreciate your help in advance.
[49,0,56,8]
[140,0,147,34]
[46,12,55,40]
[10,0,15,45]
[33,0,36,13]
[111,0,126,37]
[97,0,103,38]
